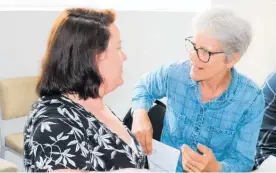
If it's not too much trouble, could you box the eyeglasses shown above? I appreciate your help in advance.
[185,36,225,63]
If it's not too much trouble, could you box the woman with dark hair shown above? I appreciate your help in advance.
[24,8,146,172]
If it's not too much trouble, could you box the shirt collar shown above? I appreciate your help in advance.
[187,67,240,105]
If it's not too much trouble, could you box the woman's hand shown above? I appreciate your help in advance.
[131,109,153,154]
[181,144,222,172]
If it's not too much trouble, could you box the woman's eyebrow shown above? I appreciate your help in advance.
[192,41,210,51]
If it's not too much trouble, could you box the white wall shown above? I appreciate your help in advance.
[211,0,276,85]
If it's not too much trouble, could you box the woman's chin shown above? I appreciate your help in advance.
[117,78,124,86]
[190,72,201,81]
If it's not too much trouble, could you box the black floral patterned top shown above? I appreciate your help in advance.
[24,95,145,172]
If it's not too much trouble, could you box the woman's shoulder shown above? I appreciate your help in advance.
[26,95,90,130]
[29,95,71,119]
[235,70,262,94]
[234,70,264,108]
[231,71,265,122]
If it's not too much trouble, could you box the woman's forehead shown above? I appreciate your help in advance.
[193,32,223,50]
[109,24,120,39]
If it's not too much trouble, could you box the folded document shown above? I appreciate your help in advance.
[147,139,180,172]
[256,155,276,172]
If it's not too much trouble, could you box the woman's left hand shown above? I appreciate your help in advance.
[181,143,222,172]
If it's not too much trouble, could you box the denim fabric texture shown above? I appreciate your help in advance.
[132,60,265,172]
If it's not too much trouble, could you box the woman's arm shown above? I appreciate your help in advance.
[220,91,265,172]
[131,64,170,112]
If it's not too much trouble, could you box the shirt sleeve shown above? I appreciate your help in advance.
[30,118,90,172]
[254,72,276,168]
[220,91,265,172]
[131,64,170,112]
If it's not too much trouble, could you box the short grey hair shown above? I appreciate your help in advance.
[192,7,252,58]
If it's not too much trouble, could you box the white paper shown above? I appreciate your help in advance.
[256,155,276,172]
[147,139,180,172]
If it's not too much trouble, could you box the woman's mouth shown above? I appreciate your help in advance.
[192,65,204,71]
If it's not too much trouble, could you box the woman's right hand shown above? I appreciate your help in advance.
[131,109,153,154]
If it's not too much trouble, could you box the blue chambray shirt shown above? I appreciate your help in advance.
[132,60,265,172]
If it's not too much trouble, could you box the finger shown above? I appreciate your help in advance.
[182,144,206,166]
[182,162,195,172]
[140,132,149,154]
[134,131,144,151]
[131,125,139,137]
[182,145,202,158]
[181,144,192,153]
[145,130,153,154]
[182,145,202,172]
[185,147,205,164]
[182,159,200,173]
[182,148,204,171]
[133,131,141,142]
[197,143,211,156]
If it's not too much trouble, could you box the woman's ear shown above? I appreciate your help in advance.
[226,52,240,69]
[96,52,106,61]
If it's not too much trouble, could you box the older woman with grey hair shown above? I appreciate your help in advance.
[130,8,265,172]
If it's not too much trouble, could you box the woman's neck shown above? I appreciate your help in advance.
[66,94,105,113]
[200,70,232,95]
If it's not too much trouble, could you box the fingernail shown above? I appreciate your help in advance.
[197,149,204,155]
[181,145,185,151]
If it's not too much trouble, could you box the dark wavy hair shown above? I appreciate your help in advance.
[37,8,116,99]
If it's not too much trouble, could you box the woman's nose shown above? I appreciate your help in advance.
[189,50,198,61]
[122,51,127,61]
